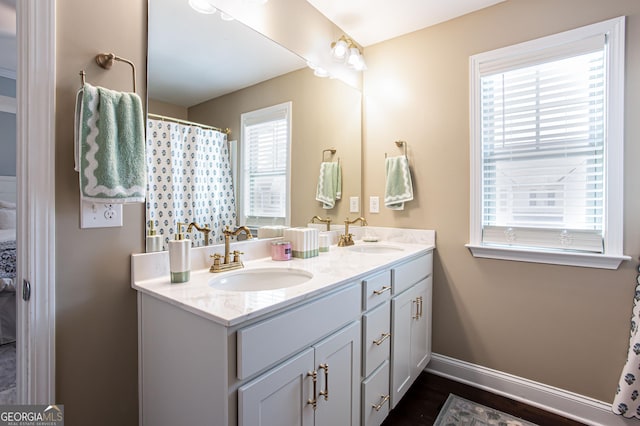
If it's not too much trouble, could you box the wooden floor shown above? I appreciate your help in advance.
[381,372,588,425]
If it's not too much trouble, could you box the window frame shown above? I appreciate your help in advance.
[239,101,292,227]
[467,16,629,269]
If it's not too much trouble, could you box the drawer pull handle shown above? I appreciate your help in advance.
[307,370,318,410]
[373,332,391,346]
[372,394,390,411]
[418,296,423,318]
[412,299,419,320]
[319,363,329,401]
[373,285,391,295]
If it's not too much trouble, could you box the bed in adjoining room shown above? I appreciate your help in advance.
[0,176,16,346]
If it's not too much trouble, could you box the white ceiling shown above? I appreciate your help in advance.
[306,0,505,47]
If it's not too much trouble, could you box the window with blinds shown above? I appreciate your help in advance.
[468,17,626,268]
[240,102,291,226]
[481,48,605,252]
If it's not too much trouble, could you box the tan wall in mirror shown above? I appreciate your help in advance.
[362,0,640,402]
[148,98,188,120]
[189,67,362,228]
[55,0,145,424]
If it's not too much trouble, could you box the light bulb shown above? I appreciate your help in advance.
[347,47,361,67]
[332,39,348,60]
[189,0,217,14]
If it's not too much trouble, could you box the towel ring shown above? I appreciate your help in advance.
[78,52,137,93]
[322,148,337,162]
[385,140,408,158]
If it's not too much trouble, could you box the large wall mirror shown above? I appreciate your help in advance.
[147,0,362,248]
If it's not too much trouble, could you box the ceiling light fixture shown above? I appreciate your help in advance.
[330,35,366,71]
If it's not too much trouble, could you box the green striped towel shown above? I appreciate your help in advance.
[385,156,413,210]
[76,83,146,203]
[315,162,342,209]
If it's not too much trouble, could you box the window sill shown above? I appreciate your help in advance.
[465,244,630,270]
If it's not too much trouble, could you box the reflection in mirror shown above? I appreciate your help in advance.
[147,0,362,248]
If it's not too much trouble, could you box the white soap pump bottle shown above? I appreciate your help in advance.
[169,222,191,283]
[146,220,163,253]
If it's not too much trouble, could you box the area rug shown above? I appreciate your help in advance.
[434,394,538,426]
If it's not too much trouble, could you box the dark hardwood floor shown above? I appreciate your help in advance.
[381,372,588,425]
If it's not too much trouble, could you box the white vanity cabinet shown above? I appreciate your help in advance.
[390,253,433,408]
[359,250,433,425]
[239,321,360,426]
[135,242,434,426]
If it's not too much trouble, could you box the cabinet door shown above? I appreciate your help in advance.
[410,277,432,380]
[314,321,361,426]
[390,278,432,409]
[238,348,315,426]
[390,284,416,408]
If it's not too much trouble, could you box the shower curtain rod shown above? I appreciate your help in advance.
[148,113,231,135]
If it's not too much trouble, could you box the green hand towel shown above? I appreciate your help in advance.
[78,83,146,203]
[315,162,342,209]
[385,156,413,210]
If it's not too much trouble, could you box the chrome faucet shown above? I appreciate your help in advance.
[186,222,211,246]
[338,217,368,247]
[210,226,253,273]
[310,215,332,231]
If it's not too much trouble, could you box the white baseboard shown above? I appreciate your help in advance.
[426,353,638,426]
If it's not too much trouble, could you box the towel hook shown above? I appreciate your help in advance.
[385,140,408,158]
[322,148,337,162]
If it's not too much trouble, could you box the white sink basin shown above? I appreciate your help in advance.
[209,268,313,292]
[347,244,404,254]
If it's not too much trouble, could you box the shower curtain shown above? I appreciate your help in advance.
[613,268,640,419]
[146,118,237,247]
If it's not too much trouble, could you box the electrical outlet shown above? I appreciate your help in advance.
[80,199,123,228]
[369,196,380,214]
[349,196,359,213]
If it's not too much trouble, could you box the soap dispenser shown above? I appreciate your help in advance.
[146,220,163,253]
[168,222,191,283]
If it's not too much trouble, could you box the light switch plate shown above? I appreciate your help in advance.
[80,199,123,228]
[349,196,360,213]
[369,196,380,214]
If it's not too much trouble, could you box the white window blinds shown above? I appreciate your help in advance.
[241,102,291,226]
[479,39,606,252]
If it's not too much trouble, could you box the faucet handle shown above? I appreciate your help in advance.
[210,253,222,266]
[232,250,244,263]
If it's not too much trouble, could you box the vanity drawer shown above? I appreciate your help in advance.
[392,251,433,295]
[237,283,360,380]
[362,301,390,378]
[363,271,392,311]
[362,361,390,426]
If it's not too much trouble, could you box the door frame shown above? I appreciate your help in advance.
[16,0,56,403]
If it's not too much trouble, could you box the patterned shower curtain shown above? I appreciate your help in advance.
[613,265,640,419]
[146,118,237,247]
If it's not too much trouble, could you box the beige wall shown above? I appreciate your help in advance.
[148,98,188,120]
[363,0,640,402]
[189,67,362,227]
[55,0,145,424]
